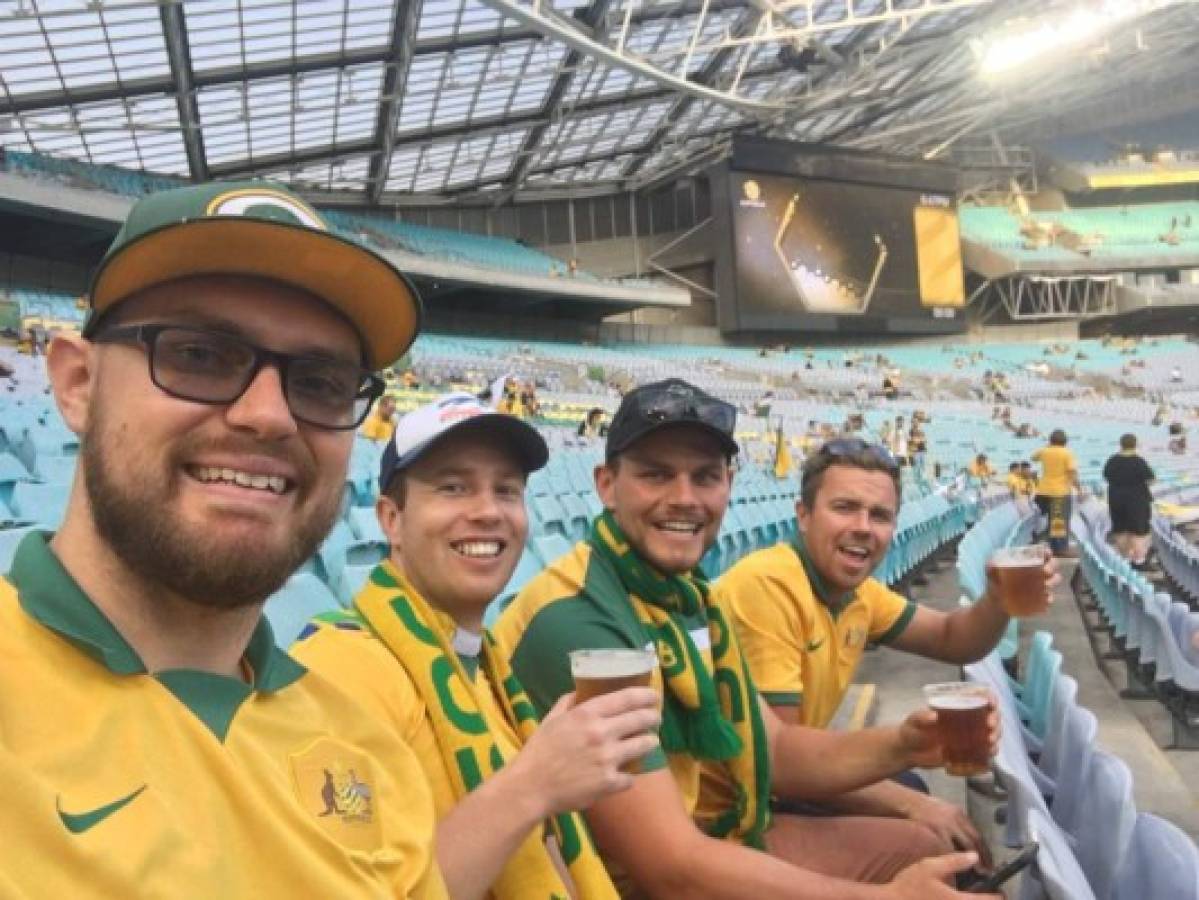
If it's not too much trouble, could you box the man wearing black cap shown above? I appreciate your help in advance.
[293,392,659,900]
[0,182,446,896]
[494,379,993,899]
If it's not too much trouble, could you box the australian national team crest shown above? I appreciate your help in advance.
[290,737,383,852]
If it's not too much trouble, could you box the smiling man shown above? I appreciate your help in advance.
[717,439,1057,856]
[0,182,446,897]
[292,393,660,900]
[494,380,996,900]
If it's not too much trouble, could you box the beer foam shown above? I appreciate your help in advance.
[570,648,656,679]
[992,546,1046,567]
[927,694,989,710]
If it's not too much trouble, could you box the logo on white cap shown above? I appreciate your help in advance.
[392,393,490,460]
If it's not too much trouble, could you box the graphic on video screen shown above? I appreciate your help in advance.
[731,172,963,322]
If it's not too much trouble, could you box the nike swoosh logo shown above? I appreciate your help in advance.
[804,639,824,652]
[57,785,147,834]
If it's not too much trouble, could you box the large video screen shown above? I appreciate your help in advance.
[712,140,966,335]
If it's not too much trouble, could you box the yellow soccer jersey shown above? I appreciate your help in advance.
[715,541,915,728]
[0,533,446,900]
[1032,445,1077,498]
[361,409,396,442]
[291,609,524,827]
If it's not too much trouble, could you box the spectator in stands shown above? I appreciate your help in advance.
[1169,421,1188,455]
[292,394,658,899]
[721,439,1054,852]
[402,369,422,390]
[360,393,397,443]
[2,182,446,895]
[1103,434,1155,569]
[882,371,899,400]
[1033,429,1079,557]
[889,416,909,466]
[753,390,775,420]
[1018,461,1037,496]
[577,406,607,440]
[495,380,995,898]
[1171,365,1183,383]
[1006,463,1030,512]
[29,322,48,357]
[968,454,995,484]
[908,425,928,473]
[519,381,541,419]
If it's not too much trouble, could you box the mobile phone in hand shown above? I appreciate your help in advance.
[967,842,1039,893]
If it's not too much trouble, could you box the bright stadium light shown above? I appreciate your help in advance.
[975,0,1173,79]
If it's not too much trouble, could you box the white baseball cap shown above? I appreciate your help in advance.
[378,392,549,491]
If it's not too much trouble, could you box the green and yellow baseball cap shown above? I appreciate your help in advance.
[85,180,422,370]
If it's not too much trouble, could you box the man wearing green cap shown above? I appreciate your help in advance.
[0,181,446,897]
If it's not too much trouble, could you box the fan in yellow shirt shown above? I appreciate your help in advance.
[2,182,444,898]
[1031,430,1079,555]
[361,394,398,442]
[293,393,658,900]
[719,438,1058,863]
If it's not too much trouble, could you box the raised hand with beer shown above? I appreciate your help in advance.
[986,544,1058,618]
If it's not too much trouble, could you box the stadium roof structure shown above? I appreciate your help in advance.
[3,0,1199,207]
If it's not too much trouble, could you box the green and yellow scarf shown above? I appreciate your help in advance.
[355,561,618,900]
[587,512,772,849]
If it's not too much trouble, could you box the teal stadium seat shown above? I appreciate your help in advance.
[264,575,341,649]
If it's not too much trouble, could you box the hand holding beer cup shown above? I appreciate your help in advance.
[916,683,999,777]
[509,651,660,818]
[986,544,1058,618]
[569,649,659,774]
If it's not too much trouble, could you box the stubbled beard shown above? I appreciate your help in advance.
[80,410,340,610]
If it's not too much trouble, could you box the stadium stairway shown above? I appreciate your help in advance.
[853,514,1199,897]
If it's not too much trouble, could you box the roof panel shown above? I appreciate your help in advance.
[186,0,394,75]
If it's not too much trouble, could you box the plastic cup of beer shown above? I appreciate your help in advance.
[923,682,992,777]
[991,543,1050,617]
[570,649,657,773]
[570,648,656,701]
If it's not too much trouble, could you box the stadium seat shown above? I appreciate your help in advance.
[1113,813,1199,900]
[1068,750,1137,900]
[1018,808,1097,900]
[9,481,69,529]
[263,575,341,649]
[34,454,75,485]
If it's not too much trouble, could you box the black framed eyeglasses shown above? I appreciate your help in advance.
[91,324,385,431]
[635,388,737,435]
[819,437,900,472]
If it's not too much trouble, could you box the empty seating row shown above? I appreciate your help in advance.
[1075,503,1199,749]
[967,634,1199,899]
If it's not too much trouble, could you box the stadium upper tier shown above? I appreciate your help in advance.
[4,288,86,327]
[960,203,1199,271]
[0,151,683,308]
[1040,115,1199,191]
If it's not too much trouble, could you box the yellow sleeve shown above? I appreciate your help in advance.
[716,566,805,708]
[863,580,917,644]
[291,624,426,746]
[360,416,386,442]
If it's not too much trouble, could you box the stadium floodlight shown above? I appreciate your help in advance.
[974,0,1177,79]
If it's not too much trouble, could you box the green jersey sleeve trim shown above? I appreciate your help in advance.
[761,691,802,707]
[875,600,918,645]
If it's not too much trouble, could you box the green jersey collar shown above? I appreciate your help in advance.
[10,531,303,693]
[790,533,856,616]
